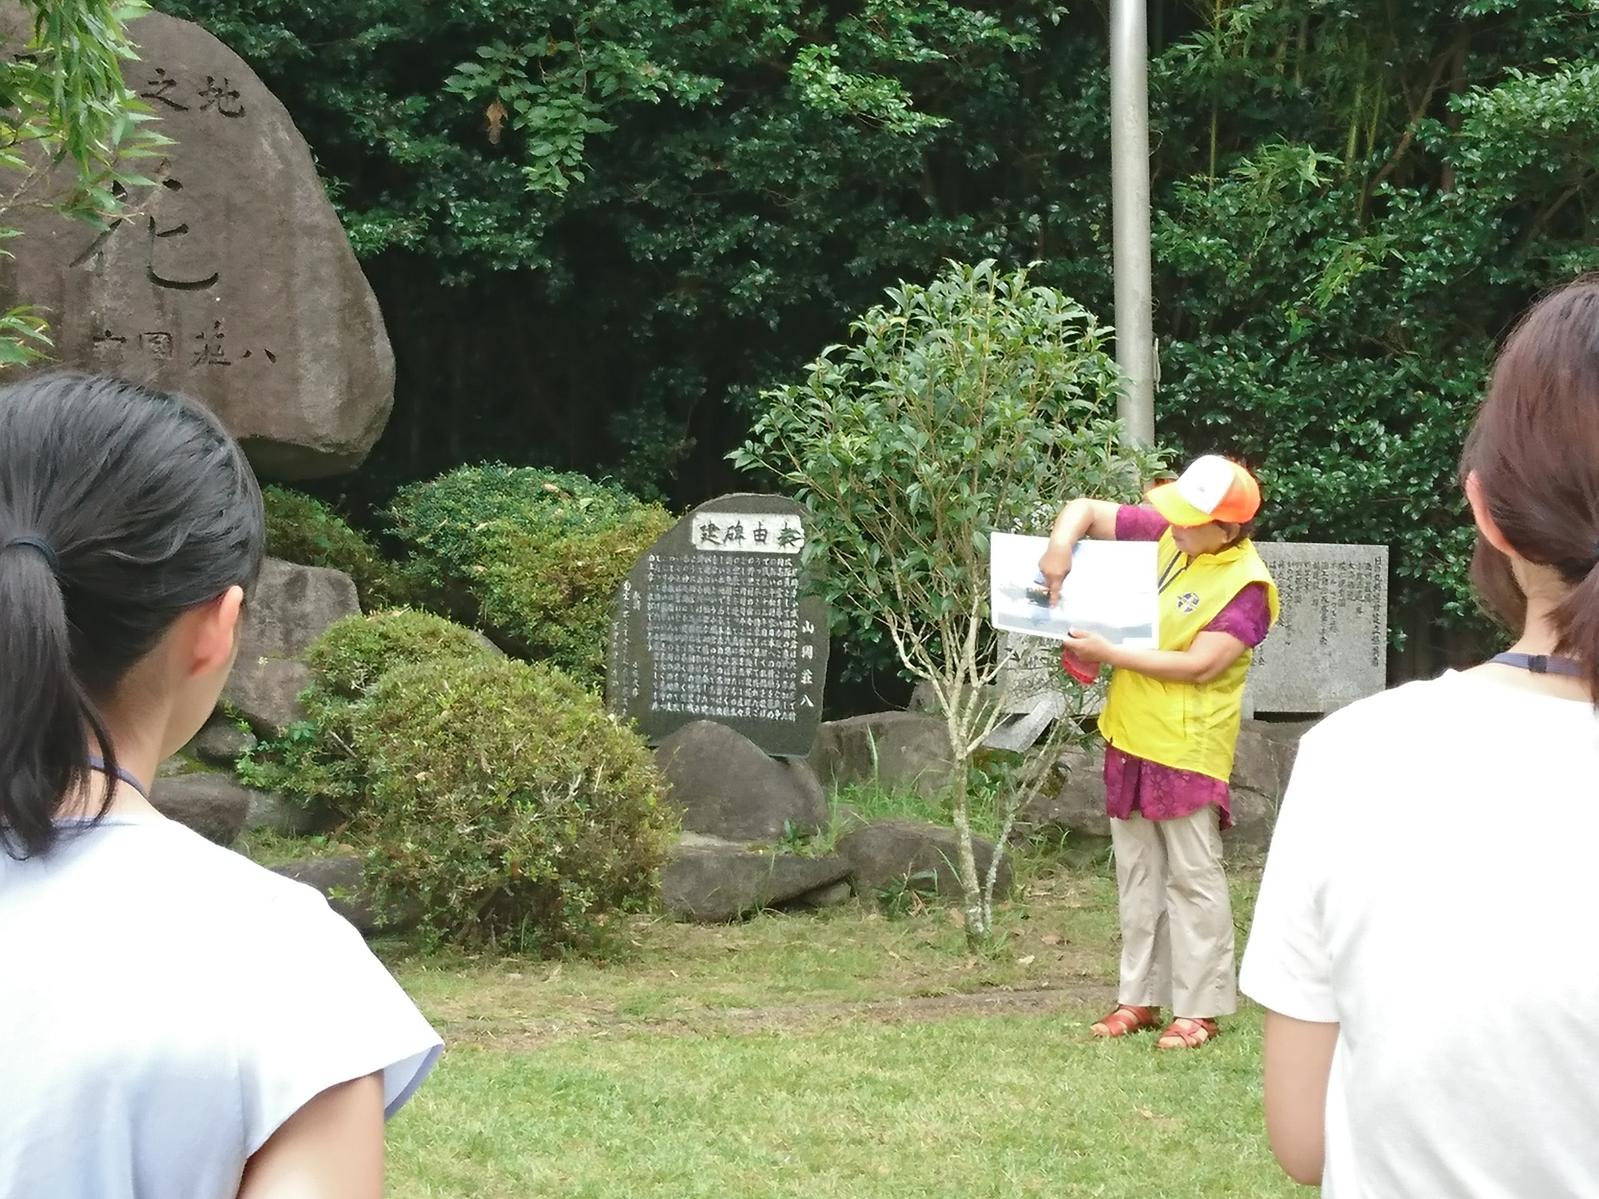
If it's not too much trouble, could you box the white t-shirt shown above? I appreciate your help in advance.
[0,813,442,1199]
[1241,670,1599,1198]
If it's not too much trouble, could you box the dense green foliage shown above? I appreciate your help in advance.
[161,0,1599,666]
[353,655,674,952]
[387,465,673,687]
[0,0,169,362]
[238,608,496,819]
[261,485,398,607]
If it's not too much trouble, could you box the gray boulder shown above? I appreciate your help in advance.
[150,773,251,845]
[838,819,1013,900]
[790,880,854,910]
[242,790,314,836]
[661,833,852,922]
[0,8,395,478]
[1225,788,1278,859]
[223,558,359,736]
[189,718,257,767]
[809,712,957,800]
[1231,720,1286,799]
[271,854,379,933]
[1019,743,1108,839]
[655,721,827,841]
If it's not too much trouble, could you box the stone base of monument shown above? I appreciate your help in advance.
[656,721,829,841]
[837,819,1013,902]
[661,834,853,922]
[808,712,958,801]
[1015,720,1313,859]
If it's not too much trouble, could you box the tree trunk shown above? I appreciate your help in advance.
[948,763,987,946]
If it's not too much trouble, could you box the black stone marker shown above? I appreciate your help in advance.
[607,493,829,757]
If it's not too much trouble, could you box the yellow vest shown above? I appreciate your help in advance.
[1098,532,1280,782]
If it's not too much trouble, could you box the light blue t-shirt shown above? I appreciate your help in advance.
[0,814,442,1199]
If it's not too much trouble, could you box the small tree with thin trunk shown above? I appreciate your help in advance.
[734,259,1162,944]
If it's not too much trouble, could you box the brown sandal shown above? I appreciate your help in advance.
[1091,1005,1161,1038]
[1156,1017,1220,1049]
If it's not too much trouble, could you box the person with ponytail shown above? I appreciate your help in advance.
[0,373,440,1199]
[1241,278,1599,1195]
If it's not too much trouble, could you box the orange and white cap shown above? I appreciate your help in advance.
[1146,455,1261,527]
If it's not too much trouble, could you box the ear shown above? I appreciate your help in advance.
[184,585,245,679]
[1465,472,1518,559]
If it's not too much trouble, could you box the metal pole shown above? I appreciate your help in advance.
[1109,0,1156,446]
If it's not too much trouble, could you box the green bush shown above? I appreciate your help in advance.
[352,655,675,952]
[387,465,674,687]
[305,606,497,699]
[262,486,399,608]
[238,608,497,819]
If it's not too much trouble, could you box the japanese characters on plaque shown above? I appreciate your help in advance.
[71,62,276,372]
[607,495,829,757]
[1247,543,1389,714]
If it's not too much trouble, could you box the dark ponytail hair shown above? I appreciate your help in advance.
[0,372,264,858]
[1461,277,1599,702]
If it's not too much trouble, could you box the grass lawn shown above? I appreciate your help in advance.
[376,861,1299,1198]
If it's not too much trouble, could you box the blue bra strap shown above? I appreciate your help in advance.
[85,755,151,799]
[1489,652,1585,678]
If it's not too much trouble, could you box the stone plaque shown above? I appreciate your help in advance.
[607,494,829,757]
[1248,543,1388,714]
[0,8,394,478]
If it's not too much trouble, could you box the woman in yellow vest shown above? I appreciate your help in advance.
[1038,456,1278,1050]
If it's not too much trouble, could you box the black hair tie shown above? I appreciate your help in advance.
[3,535,61,573]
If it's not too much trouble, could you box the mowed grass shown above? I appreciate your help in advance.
[378,863,1296,1198]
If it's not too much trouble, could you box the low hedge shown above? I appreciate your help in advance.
[353,655,675,951]
[238,608,497,820]
[387,465,674,688]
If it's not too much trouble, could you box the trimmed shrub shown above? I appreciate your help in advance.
[262,486,399,608]
[352,655,675,952]
[238,608,496,820]
[387,465,674,688]
[305,606,498,700]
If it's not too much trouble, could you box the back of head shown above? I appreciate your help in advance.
[1462,277,1599,698]
[0,372,264,858]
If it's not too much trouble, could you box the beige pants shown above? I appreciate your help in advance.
[1110,808,1237,1019]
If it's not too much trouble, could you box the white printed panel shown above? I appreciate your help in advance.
[989,532,1159,648]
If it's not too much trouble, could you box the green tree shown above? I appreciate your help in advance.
[0,0,168,363]
[736,261,1162,941]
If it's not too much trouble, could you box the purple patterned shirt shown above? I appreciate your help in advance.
[1103,505,1272,828]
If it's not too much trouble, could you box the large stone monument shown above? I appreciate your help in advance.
[1248,543,1389,713]
[0,8,394,478]
[607,494,829,757]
